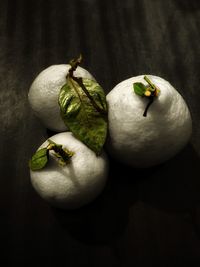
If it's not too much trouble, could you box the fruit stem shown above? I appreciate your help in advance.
[144,75,156,91]
[67,55,107,116]
[68,54,83,77]
[143,96,154,117]
[73,76,107,115]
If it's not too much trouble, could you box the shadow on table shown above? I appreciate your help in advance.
[136,143,200,240]
[137,143,200,212]
[52,159,140,245]
[52,142,200,245]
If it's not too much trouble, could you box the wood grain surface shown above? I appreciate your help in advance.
[1,0,200,266]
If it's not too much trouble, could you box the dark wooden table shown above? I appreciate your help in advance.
[1,0,200,266]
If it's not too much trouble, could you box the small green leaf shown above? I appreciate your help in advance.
[133,82,146,96]
[29,148,49,171]
[59,77,107,155]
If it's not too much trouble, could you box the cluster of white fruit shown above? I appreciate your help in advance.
[28,62,192,210]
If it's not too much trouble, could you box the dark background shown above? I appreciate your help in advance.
[1,0,200,266]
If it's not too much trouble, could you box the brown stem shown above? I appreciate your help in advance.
[72,76,107,115]
[68,54,83,77]
[67,55,107,116]
[143,97,154,117]
[144,75,156,91]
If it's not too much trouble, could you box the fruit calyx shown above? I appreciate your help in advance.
[47,139,74,165]
[29,140,74,171]
[133,75,160,117]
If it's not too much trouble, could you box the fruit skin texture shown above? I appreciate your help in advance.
[106,75,192,168]
[30,132,108,209]
[28,64,95,132]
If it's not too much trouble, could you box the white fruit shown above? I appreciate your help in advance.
[28,64,95,131]
[106,75,192,168]
[30,132,108,209]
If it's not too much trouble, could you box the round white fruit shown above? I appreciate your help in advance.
[28,64,95,132]
[106,75,192,168]
[30,132,108,209]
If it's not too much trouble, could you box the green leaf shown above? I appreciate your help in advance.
[29,148,49,171]
[59,77,107,155]
[133,82,146,96]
